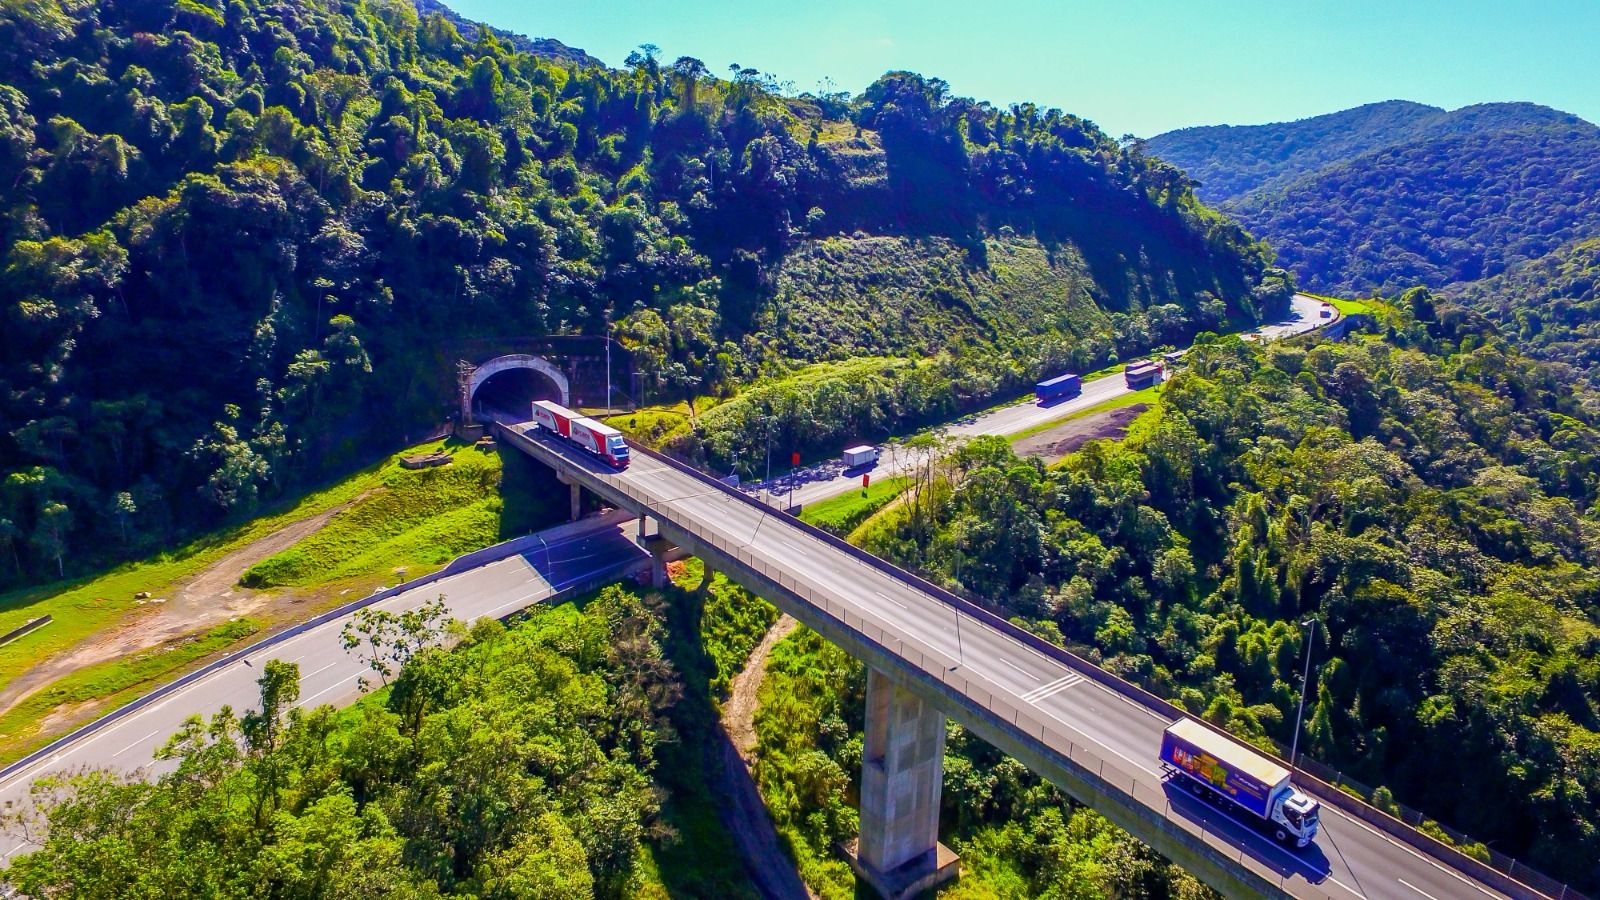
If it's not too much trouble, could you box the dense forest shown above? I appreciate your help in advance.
[1147,100,1590,205]
[1450,237,1600,387]
[845,297,1600,891]
[1148,102,1600,296]
[0,0,1280,589]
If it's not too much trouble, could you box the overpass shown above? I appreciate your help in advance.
[497,419,1559,900]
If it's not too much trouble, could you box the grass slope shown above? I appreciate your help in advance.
[0,437,564,764]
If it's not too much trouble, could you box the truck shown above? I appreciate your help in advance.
[841,445,879,469]
[1160,718,1321,847]
[1035,372,1083,404]
[1124,359,1163,389]
[531,400,631,468]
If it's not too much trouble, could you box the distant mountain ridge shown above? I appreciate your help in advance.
[1148,100,1591,204]
[1148,101,1600,295]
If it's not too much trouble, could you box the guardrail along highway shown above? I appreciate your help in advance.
[498,417,1549,900]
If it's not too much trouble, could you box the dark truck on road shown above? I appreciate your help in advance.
[1160,718,1321,847]
[1035,372,1082,403]
[1124,360,1162,389]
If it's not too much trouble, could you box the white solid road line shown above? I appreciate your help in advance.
[872,591,908,610]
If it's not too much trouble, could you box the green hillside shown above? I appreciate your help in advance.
[0,0,1280,590]
[1147,100,1587,204]
[1147,102,1600,296]
[1449,237,1600,385]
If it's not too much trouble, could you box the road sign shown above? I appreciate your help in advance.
[792,451,800,466]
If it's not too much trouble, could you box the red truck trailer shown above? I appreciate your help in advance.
[531,400,630,468]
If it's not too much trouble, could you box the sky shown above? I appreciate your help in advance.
[443,0,1600,137]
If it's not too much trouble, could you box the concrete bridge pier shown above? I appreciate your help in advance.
[846,668,960,899]
[555,473,582,522]
[634,514,676,589]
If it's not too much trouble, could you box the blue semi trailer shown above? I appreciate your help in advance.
[1035,372,1082,403]
[1160,718,1321,847]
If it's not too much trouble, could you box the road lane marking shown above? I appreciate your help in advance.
[111,728,165,759]
[1334,812,1503,898]
[995,657,1036,680]
[873,591,907,610]
[303,675,361,705]
[1398,878,1441,899]
[1021,673,1083,703]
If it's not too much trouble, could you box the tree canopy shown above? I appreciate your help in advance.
[0,0,1276,589]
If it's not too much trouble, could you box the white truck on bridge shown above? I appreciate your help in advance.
[1160,718,1322,848]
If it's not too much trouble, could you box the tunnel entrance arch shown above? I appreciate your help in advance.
[461,354,570,423]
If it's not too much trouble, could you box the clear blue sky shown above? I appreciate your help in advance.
[444,0,1599,137]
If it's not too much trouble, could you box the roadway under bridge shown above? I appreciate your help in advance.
[495,418,1552,900]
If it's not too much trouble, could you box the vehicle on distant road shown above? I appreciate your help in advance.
[842,445,879,469]
[1124,360,1163,389]
[1320,303,1334,318]
[531,400,630,468]
[1035,372,1083,404]
[1160,718,1321,848]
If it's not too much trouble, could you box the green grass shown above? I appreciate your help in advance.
[0,436,564,765]
[1008,386,1161,442]
[1079,359,1132,382]
[241,439,560,589]
[0,449,405,701]
[1302,291,1374,316]
[0,617,262,764]
[798,476,912,536]
[241,442,500,588]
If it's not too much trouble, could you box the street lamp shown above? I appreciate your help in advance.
[1290,617,1318,769]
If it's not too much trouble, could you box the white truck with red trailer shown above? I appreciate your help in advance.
[531,400,630,468]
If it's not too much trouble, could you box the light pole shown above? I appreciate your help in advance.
[950,532,966,669]
[604,313,613,416]
[538,534,550,577]
[763,417,774,505]
[1290,617,1318,769]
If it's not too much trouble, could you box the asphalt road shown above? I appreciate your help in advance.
[522,427,1513,900]
[767,293,1333,509]
[0,516,647,864]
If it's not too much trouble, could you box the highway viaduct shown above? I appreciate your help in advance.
[494,419,1557,900]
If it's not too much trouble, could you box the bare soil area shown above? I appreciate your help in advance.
[715,613,816,900]
[1013,403,1150,464]
[0,495,369,719]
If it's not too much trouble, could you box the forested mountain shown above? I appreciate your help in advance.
[1147,102,1600,296]
[1147,100,1588,204]
[856,296,1600,891]
[1450,237,1600,386]
[0,0,1281,588]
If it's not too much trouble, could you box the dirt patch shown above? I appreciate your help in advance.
[1013,404,1150,464]
[715,614,815,900]
[0,493,371,719]
[725,614,800,761]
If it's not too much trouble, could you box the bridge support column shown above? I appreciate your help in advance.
[846,669,959,899]
[556,473,582,522]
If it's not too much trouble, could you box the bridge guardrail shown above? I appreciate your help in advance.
[619,439,1578,900]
